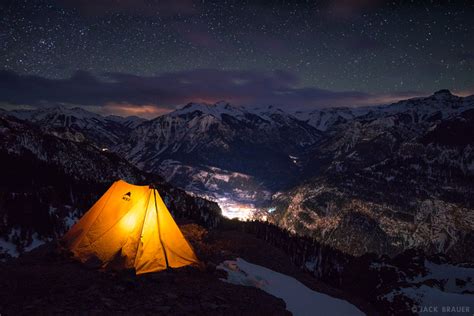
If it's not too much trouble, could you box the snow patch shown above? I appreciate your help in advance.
[0,238,18,258]
[305,260,317,271]
[387,285,474,314]
[411,261,474,294]
[267,207,276,213]
[64,211,80,230]
[24,233,46,252]
[218,258,364,316]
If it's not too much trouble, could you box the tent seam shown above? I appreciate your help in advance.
[132,188,153,269]
[154,189,170,269]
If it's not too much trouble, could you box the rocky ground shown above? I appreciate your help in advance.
[0,222,374,315]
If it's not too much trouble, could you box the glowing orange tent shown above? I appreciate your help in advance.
[62,180,199,274]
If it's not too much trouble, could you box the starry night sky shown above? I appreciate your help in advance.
[1,0,473,117]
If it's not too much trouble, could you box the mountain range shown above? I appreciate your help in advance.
[269,89,474,261]
[2,89,473,263]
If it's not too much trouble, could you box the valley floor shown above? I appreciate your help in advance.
[0,222,374,315]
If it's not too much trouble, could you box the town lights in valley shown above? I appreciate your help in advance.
[216,197,257,221]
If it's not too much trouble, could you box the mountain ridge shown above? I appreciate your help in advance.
[2,90,473,258]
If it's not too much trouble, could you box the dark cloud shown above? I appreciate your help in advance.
[0,69,425,116]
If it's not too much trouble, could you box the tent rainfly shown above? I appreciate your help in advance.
[62,180,199,274]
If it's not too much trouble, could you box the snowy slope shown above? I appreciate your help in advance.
[381,260,474,314]
[105,114,147,129]
[294,107,371,131]
[218,258,364,316]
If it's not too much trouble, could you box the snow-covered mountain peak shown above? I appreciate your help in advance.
[432,89,454,99]
[170,102,313,130]
[375,89,468,120]
[292,90,474,131]
[105,115,147,128]
[250,104,287,115]
[214,100,231,107]
[171,101,247,119]
[293,107,369,131]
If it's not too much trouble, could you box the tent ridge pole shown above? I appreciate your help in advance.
[132,188,153,269]
[154,189,169,269]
